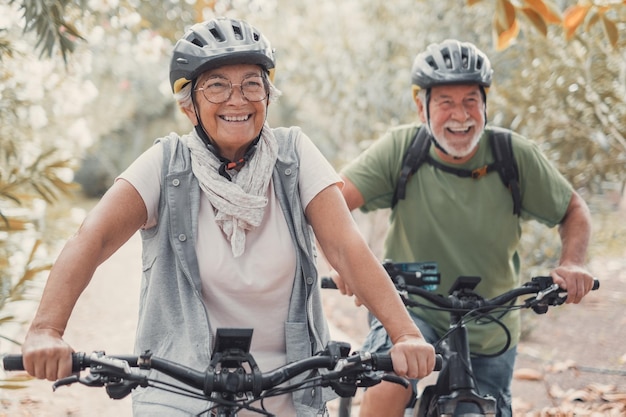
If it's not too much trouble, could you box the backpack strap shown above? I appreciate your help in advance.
[423,154,498,179]
[392,126,521,216]
[391,126,431,208]
[392,125,499,208]
[489,127,521,216]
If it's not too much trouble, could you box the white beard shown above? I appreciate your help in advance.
[434,124,483,158]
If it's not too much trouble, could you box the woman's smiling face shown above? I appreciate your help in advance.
[185,64,268,161]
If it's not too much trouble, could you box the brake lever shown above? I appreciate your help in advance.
[535,283,560,301]
[52,375,80,391]
[53,372,106,391]
[381,373,410,389]
[526,283,566,314]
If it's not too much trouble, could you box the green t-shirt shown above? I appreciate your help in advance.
[342,123,573,354]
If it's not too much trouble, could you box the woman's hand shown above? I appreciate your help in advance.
[22,328,74,381]
[388,334,436,379]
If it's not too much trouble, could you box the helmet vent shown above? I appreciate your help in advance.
[441,48,453,69]
[425,56,438,70]
[232,24,243,40]
[209,28,225,42]
[460,46,470,69]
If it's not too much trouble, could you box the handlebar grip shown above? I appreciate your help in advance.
[371,353,394,371]
[370,353,443,372]
[434,354,443,371]
[3,354,25,371]
[321,277,337,289]
[3,353,84,373]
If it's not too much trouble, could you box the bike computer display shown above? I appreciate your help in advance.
[382,260,440,291]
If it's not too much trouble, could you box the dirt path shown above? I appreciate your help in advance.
[0,232,141,417]
[1,211,625,416]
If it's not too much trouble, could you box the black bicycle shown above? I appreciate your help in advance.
[2,327,442,416]
[322,263,599,417]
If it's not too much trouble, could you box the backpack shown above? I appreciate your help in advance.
[391,125,521,216]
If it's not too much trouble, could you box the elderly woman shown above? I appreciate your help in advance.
[20,17,435,416]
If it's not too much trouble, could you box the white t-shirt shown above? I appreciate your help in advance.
[118,131,340,416]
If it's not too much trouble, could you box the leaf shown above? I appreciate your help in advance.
[521,7,548,37]
[496,0,517,27]
[563,5,591,40]
[0,373,34,383]
[466,0,484,5]
[0,383,29,390]
[585,12,600,32]
[513,367,544,381]
[494,14,520,50]
[546,359,577,372]
[523,0,562,24]
[601,15,619,49]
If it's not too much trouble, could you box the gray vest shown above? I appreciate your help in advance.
[132,127,332,416]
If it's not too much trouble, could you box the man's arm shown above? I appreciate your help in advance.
[551,191,595,304]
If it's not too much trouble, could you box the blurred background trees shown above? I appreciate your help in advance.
[1,0,625,334]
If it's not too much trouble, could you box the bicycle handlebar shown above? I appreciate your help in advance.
[3,343,442,399]
[322,275,599,315]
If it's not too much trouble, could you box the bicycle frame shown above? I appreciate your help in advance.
[321,268,599,417]
[414,298,496,416]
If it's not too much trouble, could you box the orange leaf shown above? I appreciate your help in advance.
[521,7,548,37]
[601,15,619,48]
[496,0,517,27]
[563,5,591,40]
[495,16,520,50]
[513,368,544,381]
[523,0,561,24]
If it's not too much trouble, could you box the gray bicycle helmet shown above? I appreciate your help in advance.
[411,39,492,92]
[170,17,275,93]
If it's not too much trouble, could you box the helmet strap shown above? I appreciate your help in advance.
[190,78,263,181]
[424,89,451,157]
[190,79,213,148]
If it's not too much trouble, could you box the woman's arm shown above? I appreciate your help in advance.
[306,184,435,379]
[22,179,147,381]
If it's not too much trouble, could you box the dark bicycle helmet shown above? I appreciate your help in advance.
[170,17,275,94]
[411,39,492,92]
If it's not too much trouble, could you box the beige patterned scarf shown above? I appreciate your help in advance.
[184,123,278,257]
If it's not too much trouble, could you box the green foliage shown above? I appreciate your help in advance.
[490,27,626,195]
[0,79,79,226]
[0,1,90,343]
[8,0,87,62]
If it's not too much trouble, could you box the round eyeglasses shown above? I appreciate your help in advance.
[195,75,268,104]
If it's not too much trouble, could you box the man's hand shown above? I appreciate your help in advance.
[388,335,436,379]
[329,271,364,306]
[551,264,595,304]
